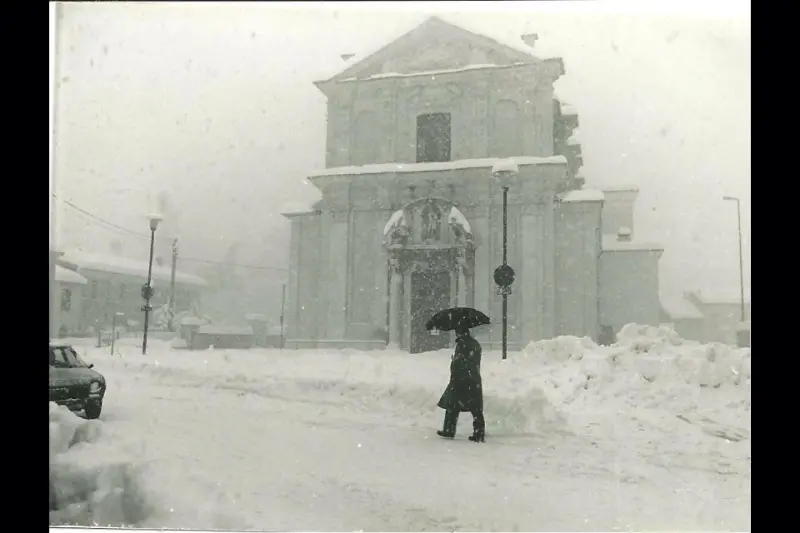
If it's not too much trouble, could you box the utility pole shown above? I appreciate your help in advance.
[723,196,746,322]
[168,238,178,332]
[280,283,287,349]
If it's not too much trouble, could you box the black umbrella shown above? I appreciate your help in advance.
[425,307,490,332]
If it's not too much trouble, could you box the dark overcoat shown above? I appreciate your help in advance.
[437,334,483,413]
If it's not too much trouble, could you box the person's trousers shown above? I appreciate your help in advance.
[444,409,485,436]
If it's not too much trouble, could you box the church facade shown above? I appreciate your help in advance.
[282,17,663,353]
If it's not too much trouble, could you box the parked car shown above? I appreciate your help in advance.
[49,341,106,419]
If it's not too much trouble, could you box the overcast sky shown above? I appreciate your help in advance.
[50,1,750,296]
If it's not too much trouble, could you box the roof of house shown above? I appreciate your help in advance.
[59,250,207,287]
[660,293,704,320]
[602,235,664,252]
[600,185,640,193]
[558,188,604,203]
[690,289,751,305]
[55,265,88,285]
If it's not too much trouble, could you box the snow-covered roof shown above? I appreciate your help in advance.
[559,188,604,203]
[602,235,664,252]
[691,289,751,305]
[339,63,530,83]
[280,201,319,217]
[442,15,541,59]
[180,317,205,326]
[448,206,471,233]
[308,156,566,179]
[55,265,88,285]
[600,185,640,193]
[197,325,254,336]
[59,250,207,287]
[560,103,578,116]
[660,293,704,320]
[318,15,545,83]
[566,129,581,146]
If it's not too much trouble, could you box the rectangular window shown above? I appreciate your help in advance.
[61,288,72,312]
[90,280,98,299]
[416,113,452,163]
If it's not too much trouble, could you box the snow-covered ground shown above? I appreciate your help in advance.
[50,324,751,531]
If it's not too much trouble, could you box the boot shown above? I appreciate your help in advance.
[468,432,485,443]
[436,410,458,438]
[469,411,486,442]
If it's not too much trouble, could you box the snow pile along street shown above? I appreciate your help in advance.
[49,402,154,526]
[49,402,244,529]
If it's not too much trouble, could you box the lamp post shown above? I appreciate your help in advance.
[141,213,163,355]
[492,160,519,360]
[722,196,746,322]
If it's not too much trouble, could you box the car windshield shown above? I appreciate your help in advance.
[50,346,89,369]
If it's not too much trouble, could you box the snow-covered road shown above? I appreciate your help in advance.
[51,331,750,531]
[86,357,746,529]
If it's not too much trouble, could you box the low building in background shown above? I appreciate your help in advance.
[57,250,208,335]
[53,265,88,337]
[685,290,751,346]
[659,292,705,342]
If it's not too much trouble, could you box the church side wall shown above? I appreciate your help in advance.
[285,219,301,343]
[345,209,390,347]
[599,250,662,334]
[554,202,602,340]
[290,215,323,346]
[519,202,554,345]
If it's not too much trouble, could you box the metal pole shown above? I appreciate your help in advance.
[168,238,178,332]
[502,185,508,361]
[142,228,156,355]
[280,283,286,349]
[735,199,745,322]
[110,313,116,356]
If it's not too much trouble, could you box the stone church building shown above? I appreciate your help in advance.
[282,16,664,353]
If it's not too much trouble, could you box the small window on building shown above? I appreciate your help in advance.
[416,113,452,163]
[61,289,72,312]
[90,280,98,299]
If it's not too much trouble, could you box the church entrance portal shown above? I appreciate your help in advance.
[383,197,476,353]
[410,270,451,353]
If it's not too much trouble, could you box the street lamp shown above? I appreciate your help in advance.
[722,196,746,322]
[141,213,163,355]
[492,160,519,360]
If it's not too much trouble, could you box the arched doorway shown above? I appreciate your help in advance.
[383,198,475,353]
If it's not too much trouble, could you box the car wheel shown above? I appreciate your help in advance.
[84,400,102,420]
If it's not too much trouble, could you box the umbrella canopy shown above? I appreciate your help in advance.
[425,307,490,332]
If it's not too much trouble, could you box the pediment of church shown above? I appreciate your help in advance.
[327,16,540,82]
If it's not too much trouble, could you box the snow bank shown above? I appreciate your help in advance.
[49,403,242,529]
[49,403,153,527]
[86,323,750,449]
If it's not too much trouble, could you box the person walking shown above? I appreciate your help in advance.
[436,326,485,442]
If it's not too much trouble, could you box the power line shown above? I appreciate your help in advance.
[53,193,149,240]
[53,194,289,273]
